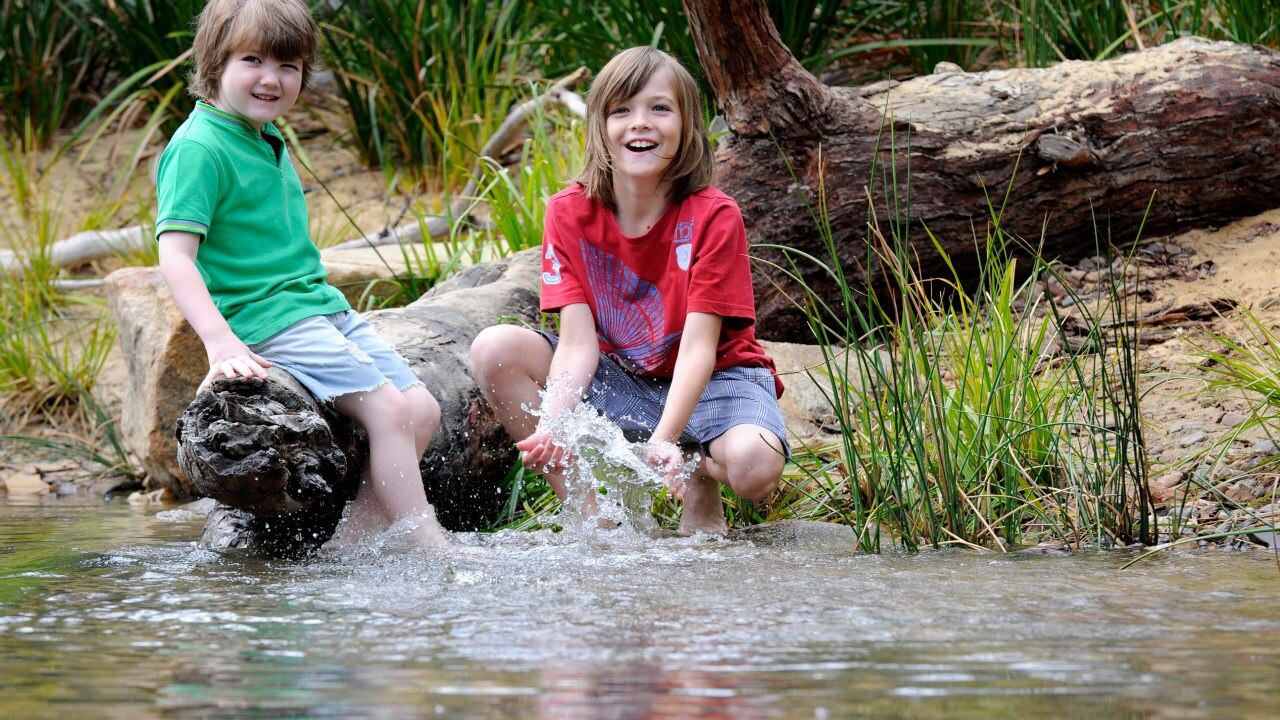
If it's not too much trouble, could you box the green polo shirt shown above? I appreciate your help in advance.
[155,101,348,344]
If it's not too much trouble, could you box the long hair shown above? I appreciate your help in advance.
[188,0,320,102]
[575,46,714,210]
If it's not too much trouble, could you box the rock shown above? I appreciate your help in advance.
[1149,470,1187,506]
[1,471,51,495]
[1224,479,1263,506]
[105,267,204,494]
[1247,529,1278,549]
[728,519,856,548]
[181,497,220,516]
[1179,431,1207,447]
[127,488,175,505]
[761,341,888,448]
[1218,411,1249,428]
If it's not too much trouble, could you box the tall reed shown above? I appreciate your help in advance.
[0,0,103,149]
[471,92,586,258]
[77,0,205,139]
[320,0,538,187]
[773,133,1151,551]
[1214,0,1279,46]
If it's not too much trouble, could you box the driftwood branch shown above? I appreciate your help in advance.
[0,225,150,275]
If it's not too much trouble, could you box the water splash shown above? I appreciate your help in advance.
[528,374,699,534]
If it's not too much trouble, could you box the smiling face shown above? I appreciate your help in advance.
[212,48,303,126]
[604,69,682,191]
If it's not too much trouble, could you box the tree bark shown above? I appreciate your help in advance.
[683,0,1280,341]
[182,249,541,553]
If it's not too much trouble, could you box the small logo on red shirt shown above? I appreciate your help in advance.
[543,245,563,285]
[673,221,693,271]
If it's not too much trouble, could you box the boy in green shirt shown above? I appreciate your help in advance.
[156,0,447,550]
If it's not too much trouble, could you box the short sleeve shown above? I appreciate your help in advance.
[687,199,756,322]
[155,139,220,241]
[539,195,589,312]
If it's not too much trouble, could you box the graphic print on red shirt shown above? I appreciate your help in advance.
[540,185,783,397]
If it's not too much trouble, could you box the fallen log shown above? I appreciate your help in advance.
[184,249,542,553]
[683,0,1280,341]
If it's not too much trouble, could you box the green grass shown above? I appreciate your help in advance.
[0,0,103,150]
[762,122,1153,552]
[470,88,586,257]
[320,0,540,188]
[0,139,119,417]
[77,0,203,139]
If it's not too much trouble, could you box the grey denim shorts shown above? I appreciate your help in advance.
[537,330,789,458]
[250,310,424,403]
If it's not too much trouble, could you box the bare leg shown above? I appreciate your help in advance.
[470,326,606,522]
[338,385,440,537]
[334,383,447,548]
[679,424,786,535]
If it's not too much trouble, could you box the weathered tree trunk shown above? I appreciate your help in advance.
[181,250,541,553]
[684,0,1280,341]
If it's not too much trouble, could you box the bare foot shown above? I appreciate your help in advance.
[385,512,452,550]
[678,472,728,535]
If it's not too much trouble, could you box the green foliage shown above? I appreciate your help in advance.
[77,0,205,139]
[472,91,586,257]
[0,137,119,417]
[533,0,700,79]
[1214,0,1279,45]
[0,0,104,149]
[320,0,541,187]
[772,127,1151,551]
[1186,305,1280,458]
[1009,0,1148,65]
[895,0,1000,72]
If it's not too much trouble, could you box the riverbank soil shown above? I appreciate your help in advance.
[1,98,1278,549]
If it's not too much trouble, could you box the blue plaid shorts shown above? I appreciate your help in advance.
[537,331,789,458]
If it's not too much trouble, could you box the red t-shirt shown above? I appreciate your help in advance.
[540,184,783,397]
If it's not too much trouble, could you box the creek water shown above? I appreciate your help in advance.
[1,496,1278,719]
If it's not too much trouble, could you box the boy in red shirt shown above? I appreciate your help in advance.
[471,47,787,534]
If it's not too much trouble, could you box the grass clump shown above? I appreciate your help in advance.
[768,131,1152,552]
[0,140,118,419]
[320,0,541,188]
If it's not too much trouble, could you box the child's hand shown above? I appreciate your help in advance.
[201,336,273,393]
[515,424,573,474]
[642,440,686,495]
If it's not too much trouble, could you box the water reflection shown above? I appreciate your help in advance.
[0,500,1277,719]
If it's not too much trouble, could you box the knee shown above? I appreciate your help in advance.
[406,386,441,441]
[365,387,416,433]
[469,325,517,386]
[721,443,786,502]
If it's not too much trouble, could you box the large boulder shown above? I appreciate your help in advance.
[105,267,203,493]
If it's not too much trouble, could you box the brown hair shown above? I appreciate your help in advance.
[188,0,320,102]
[575,46,714,210]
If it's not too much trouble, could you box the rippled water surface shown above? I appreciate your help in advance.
[2,498,1278,719]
